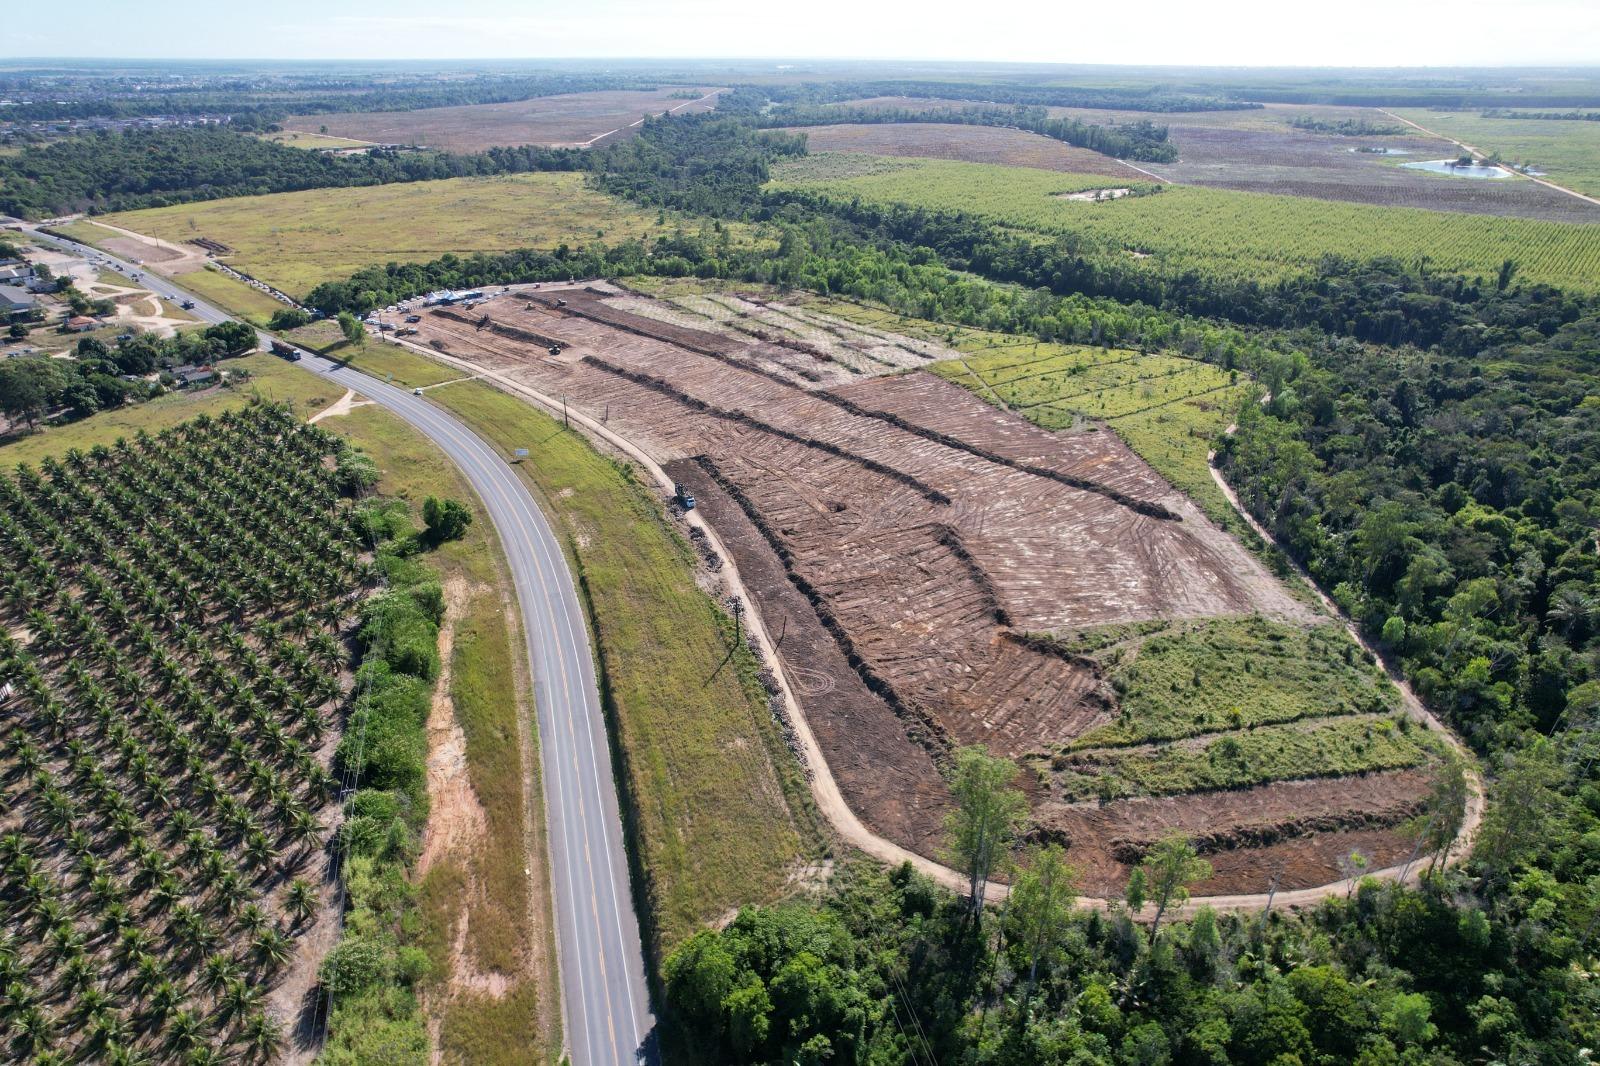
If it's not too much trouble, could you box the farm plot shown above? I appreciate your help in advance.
[396,284,1446,895]
[0,406,370,1062]
[1391,108,1600,199]
[785,123,1140,177]
[768,155,1600,291]
[284,87,723,151]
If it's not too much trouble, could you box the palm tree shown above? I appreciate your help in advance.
[165,1007,207,1051]
[219,977,261,1022]
[240,1011,283,1062]
[285,879,317,928]
[250,929,292,973]
[8,1004,55,1057]
[199,953,240,996]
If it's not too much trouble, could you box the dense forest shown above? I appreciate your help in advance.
[0,126,588,217]
[763,104,1178,162]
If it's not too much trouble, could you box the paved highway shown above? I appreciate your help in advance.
[27,227,657,1065]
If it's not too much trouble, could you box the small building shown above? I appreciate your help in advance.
[0,263,31,284]
[64,315,99,332]
[0,283,36,316]
[173,365,217,388]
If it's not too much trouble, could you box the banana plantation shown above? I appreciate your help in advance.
[0,404,374,1064]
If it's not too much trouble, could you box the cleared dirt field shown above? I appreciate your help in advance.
[285,87,723,151]
[828,98,1600,220]
[395,283,1447,896]
[785,123,1139,177]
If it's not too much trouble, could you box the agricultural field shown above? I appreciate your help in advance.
[389,281,1450,897]
[827,98,1600,219]
[0,405,368,1062]
[1391,108,1600,198]
[283,87,724,152]
[786,122,1139,177]
[769,155,1600,290]
[95,173,691,298]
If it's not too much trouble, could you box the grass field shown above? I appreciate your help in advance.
[1061,616,1396,749]
[0,354,338,466]
[97,174,691,298]
[771,154,1600,290]
[174,264,292,325]
[259,130,375,150]
[329,340,470,389]
[424,379,820,954]
[1050,714,1439,801]
[1393,109,1600,197]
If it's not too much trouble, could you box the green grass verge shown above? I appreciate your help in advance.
[324,402,557,1062]
[331,341,469,389]
[423,378,821,955]
[770,154,1600,291]
[172,265,289,325]
[0,354,338,466]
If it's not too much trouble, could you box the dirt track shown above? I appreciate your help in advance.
[385,283,1471,909]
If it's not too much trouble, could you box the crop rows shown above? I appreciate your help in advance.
[770,156,1600,291]
[0,405,370,1064]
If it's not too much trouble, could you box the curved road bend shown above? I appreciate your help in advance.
[26,226,656,1065]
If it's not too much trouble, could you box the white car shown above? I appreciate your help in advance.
[412,388,423,396]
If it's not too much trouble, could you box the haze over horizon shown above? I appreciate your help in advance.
[8,0,1600,67]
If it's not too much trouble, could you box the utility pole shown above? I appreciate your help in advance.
[562,395,568,429]
[731,598,744,643]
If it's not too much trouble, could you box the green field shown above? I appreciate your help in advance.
[1394,108,1600,197]
[1049,714,1439,802]
[423,379,821,953]
[770,154,1600,291]
[328,340,469,389]
[97,173,698,298]
[1060,616,1396,749]
[259,130,375,150]
[0,354,339,466]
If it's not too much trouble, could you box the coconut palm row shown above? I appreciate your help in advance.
[0,403,374,1065]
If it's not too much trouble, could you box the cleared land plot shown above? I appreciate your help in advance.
[96,174,687,297]
[786,123,1138,177]
[829,98,1599,220]
[286,87,723,151]
[769,155,1600,290]
[1391,108,1600,198]
[397,284,1441,896]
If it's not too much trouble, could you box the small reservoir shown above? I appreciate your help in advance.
[1401,158,1515,179]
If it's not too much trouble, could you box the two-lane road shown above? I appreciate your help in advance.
[27,226,656,1065]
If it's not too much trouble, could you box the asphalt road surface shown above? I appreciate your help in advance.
[27,226,657,1065]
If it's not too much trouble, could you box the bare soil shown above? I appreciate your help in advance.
[286,88,724,152]
[398,284,1436,893]
[785,123,1139,178]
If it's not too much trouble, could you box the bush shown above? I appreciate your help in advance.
[268,308,312,331]
[422,495,472,545]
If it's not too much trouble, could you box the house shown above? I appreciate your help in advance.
[173,365,217,388]
[0,263,31,284]
[64,315,98,332]
[0,283,35,316]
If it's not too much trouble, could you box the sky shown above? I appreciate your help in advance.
[8,0,1600,67]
